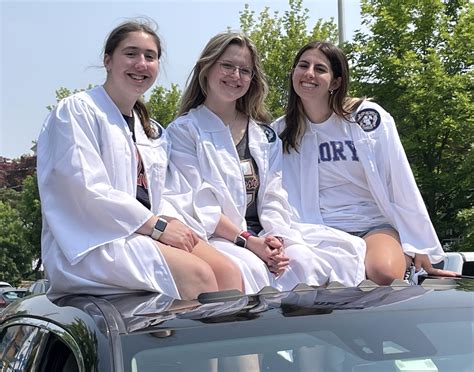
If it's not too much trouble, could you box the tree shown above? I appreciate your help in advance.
[147,84,182,126]
[17,174,42,277]
[0,155,37,191]
[239,0,338,117]
[0,201,32,285]
[347,0,473,243]
[455,207,474,252]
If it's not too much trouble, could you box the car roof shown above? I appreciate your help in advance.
[2,277,473,372]
[3,277,473,335]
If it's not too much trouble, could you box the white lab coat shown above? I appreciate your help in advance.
[37,85,181,299]
[167,105,366,291]
[272,100,446,263]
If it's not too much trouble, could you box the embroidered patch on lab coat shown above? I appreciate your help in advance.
[355,109,381,132]
[150,119,163,139]
[260,124,277,143]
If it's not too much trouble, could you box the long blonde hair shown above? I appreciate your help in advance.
[177,31,270,123]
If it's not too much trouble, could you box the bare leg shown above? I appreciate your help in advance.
[192,240,244,292]
[364,229,406,285]
[158,242,218,300]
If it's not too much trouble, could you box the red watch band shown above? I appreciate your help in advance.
[240,231,252,239]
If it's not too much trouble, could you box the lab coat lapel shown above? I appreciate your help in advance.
[300,125,323,223]
[134,116,168,213]
[350,123,393,223]
[197,106,247,217]
[89,86,137,195]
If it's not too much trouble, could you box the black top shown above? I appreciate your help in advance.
[236,122,262,234]
[123,114,151,210]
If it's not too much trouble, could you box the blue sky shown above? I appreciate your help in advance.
[0,0,362,159]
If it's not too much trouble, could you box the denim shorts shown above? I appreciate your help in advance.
[348,223,396,238]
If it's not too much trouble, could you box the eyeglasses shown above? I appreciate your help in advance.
[216,60,254,81]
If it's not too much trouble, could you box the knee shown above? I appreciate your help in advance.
[213,259,243,291]
[186,261,219,298]
[366,263,405,285]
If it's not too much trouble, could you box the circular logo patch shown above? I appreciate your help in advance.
[355,109,381,132]
[261,124,277,143]
[150,119,163,139]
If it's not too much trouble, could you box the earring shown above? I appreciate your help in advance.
[329,89,334,95]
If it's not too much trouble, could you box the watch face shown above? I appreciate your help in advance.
[155,218,168,232]
[235,235,247,248]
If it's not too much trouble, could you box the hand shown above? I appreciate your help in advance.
[159,216,200,253]
[246,236,289,275]
[414,253,460,277]
[264,235,284,251]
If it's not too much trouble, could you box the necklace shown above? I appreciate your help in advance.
[227,111,247,145]
[224,110,239,127]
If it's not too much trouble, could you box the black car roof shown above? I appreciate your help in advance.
[2,277,473,372]
[5,277,471,335]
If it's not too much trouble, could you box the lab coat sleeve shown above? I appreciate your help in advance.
[37,96,153,264]
[166,119,222,236]
[374,105,445,262]
[161,159,208,240]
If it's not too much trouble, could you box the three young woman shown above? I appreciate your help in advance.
[38,19,454,299]
[37,21,243,300]
[272,41,457,284]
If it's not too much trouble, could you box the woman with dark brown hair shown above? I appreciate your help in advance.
[37,20,242,300]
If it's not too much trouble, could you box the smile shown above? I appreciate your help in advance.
[222,81,241,88]
[301,82,318,88]
[128,73,148,81]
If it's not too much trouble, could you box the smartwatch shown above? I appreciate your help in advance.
[234,230,252,248]
[151,217,168,241]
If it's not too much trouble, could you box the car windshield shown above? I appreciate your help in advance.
[119,287,473,372]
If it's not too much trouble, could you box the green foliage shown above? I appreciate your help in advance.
[17,174,42,274]
[454,207,474,251]
[346,0,473,243]
[0,174,41,284]
[146,84,182,127]
[239,0,338,118]
[0,188,21,209]
[47,85,94,111]
[0,201,32,286]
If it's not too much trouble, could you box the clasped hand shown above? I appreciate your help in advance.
[246,235,289,275]
[159,216,200,253]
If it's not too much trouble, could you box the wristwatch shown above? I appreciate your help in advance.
[234,230,252,248]
[151,217,168,241]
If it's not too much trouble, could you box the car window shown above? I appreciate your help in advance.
[0,324,45,371]
[3,291,21,300]
[0,324,80,372]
